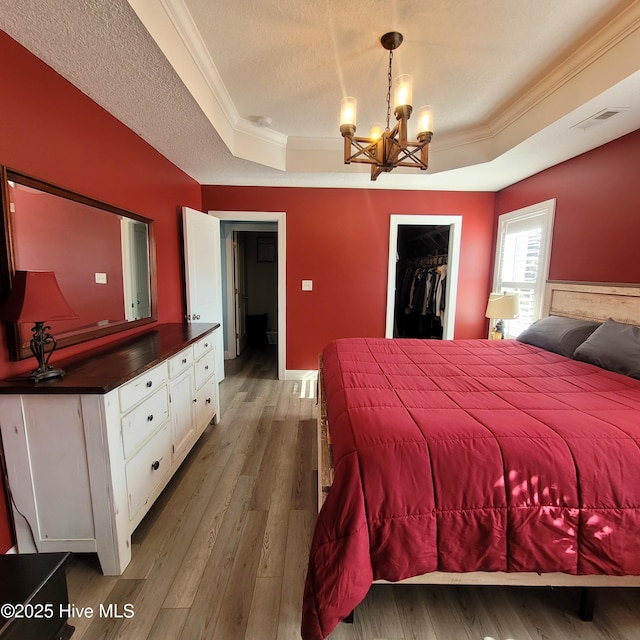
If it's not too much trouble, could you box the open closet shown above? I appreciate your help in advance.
[394,224,449,339]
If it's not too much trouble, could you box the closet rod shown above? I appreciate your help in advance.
[404,254,448,267]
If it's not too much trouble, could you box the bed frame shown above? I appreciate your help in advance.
[543,280,640,325]
[316,281,640,618]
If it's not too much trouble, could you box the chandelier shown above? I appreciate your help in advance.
[340,32,433,181]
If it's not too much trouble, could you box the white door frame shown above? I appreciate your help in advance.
[232,229,248,357]
[386,215,463,340]
[211,211,286,381]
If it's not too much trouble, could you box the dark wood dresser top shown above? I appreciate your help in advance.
[0,323,219,395]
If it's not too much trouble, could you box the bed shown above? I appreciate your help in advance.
[302,281,640,640]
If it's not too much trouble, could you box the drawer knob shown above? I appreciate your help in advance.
[193,398,197,403]
[206,397,211,404]
[146,381,153,388]
[147,414,154,422]
[151,460,160,471]
[204,343,209,348]
[182,358,187,364]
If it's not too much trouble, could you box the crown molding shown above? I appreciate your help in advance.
[158,0,238,126]
[128,0,639,176]
[127,0,286,169]
[488,1,640,136]
[234,118,288,147]
[425,2,640,171]
[431,125,495,152]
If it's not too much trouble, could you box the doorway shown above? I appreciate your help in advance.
[121,218,151,321]
[231,229,278,356]
[213,211,286,381]
[386,215,462,340]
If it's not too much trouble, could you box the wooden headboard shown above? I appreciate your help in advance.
[544,281,640,325]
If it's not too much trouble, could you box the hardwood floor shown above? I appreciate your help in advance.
[65,345,640,639]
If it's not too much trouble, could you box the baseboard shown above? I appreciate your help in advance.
[284,369,318,381]
[5,545,17,554]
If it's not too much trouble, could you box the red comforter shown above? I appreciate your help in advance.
[302,337,640,639]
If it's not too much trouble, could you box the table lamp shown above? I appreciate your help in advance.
[485,292,520,339]
[0,270,77,382]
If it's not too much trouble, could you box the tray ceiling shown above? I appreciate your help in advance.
[1,0,639,190]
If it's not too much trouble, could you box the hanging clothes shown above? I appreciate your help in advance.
[435,264,447,322]
[403,263,447,315]
[398,259,448,338]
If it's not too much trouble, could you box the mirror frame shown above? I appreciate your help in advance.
[0,166,158,361]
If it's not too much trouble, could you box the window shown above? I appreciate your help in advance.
[492,200,555,338]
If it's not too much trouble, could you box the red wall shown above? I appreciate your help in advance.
[11,186,126,334]
[0,30,202,552]
[201,186,497,369]
[495,128,640,283]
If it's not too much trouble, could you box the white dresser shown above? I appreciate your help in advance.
[0,323,219,575]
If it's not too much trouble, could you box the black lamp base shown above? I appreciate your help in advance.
[30,365,66,383]
[29,322,65,383]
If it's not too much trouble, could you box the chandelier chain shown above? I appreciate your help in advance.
[386,50,393,131]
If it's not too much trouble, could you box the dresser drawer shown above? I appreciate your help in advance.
[119,362,168,413]
[168,346,193,379]
[121,387,170,459]
[193,334,214,360]
[194,376,217,433]
[126,422,171,521]
[194,349,215,390]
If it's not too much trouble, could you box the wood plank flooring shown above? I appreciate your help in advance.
[65,345,640,639]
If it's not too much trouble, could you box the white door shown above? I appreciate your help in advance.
[233,231,249,355]
[182,207,225,382]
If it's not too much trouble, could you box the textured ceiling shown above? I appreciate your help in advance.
[1,0,640,190]
[186,0,617,136]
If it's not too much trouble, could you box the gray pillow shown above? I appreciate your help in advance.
[573,318,640,378]
[516,315,601,357]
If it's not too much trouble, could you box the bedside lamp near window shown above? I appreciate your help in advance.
[485,292,520,340]
[0,271,77,382]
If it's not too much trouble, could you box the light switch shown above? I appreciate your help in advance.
[95,272,107,284]
[302,279,313,291]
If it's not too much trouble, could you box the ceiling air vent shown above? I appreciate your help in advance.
[571,107,628,130]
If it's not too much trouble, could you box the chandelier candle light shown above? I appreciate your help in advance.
[340,32,434,181]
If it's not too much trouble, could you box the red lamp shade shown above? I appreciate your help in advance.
[0,271,77,323]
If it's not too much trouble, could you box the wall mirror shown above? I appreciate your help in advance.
[0,167,157,360]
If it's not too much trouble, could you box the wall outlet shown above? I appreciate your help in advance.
[95,272,107,284]
[302,279,313,291]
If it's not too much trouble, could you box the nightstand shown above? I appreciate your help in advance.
[0,552,74,640]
